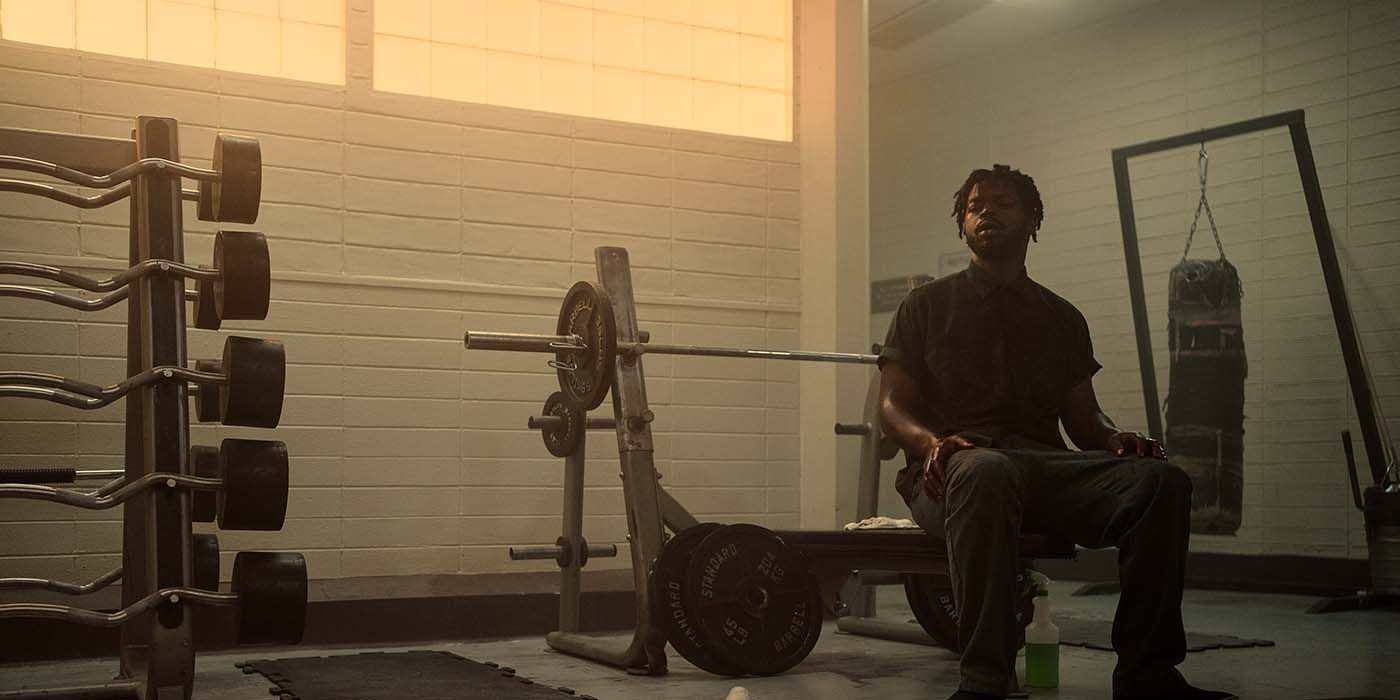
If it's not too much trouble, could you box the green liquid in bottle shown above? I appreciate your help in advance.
[1025,642,1059,688]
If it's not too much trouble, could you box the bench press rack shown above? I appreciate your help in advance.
[466,246,1076,675]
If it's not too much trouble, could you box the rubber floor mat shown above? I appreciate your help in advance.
[1054,616,1275,652]
[238,650,598,700]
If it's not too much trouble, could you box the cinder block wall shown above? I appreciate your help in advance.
[0,6,802,584]
[870,0,1399,558]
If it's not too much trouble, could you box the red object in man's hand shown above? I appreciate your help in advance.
[1107,431,1167,460]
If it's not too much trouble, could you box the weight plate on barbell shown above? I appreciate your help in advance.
[193,533,220,591]
[684,523,823,676]
[212,134,261,224]
[555,281,615,411]
[192,277,221,331]
[217,438,289,531]
[650,522,746,676]
[189,444,219,523]
[220,336,285,429]
[232,550,307,645]
[213,231,270,321]
[193,359,223,424]
[540,391,583,458]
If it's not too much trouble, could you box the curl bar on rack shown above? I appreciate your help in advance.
[0,335,285,428]
[0,439,289,531]
[0,230,271,326]
[0,550,307,645]
[0,533,221,594]
[0,133,261,223]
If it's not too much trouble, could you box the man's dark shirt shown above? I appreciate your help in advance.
[878,263,1101,501]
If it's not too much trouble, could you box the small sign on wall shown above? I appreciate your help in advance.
[871,274,934,313]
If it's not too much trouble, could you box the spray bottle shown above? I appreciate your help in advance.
[1024,586,1059,688]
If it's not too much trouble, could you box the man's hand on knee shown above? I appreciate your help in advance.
[922,434,977,500]
[1107,431,1166,460]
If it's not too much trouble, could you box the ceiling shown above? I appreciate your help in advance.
[869,0,1169,85]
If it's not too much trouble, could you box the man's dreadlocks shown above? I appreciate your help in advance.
[951,164,1044,242]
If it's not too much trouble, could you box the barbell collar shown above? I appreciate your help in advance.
[465,331,585,354]
[527,414,617,431]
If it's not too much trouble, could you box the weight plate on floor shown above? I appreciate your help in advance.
[189,444,219,523]
[192,533,220,591]
[555,281,616,411]
[220,336,285,429]
[213,230,270,321]
[650,522,746,676]
[217,438,289,531]
[684,523,822,676]
[212,134,261,224]
[540,391,584,458]
[232,550,307,645]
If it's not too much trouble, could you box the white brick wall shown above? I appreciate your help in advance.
[871,0,1399,558]
[0,2,802,584]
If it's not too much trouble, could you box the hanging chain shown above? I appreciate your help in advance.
[1181,143,1227,262]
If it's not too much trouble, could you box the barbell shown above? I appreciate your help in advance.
[0,534,221,594]
[0,550,306,645]
[0,335,285,428]
[0,133,261,223]
[0,438,289,531]
[466,281,878,409]
[0,230,272,328]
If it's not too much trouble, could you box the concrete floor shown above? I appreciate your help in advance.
[3,581,1397,700]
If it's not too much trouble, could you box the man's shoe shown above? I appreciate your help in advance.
[947,691,1004,700]
[1113,686,1238,700]
[946,688,1002,700]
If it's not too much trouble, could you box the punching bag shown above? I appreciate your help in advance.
[1165,147,1246,534]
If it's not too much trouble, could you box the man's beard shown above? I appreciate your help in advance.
[965,228,1028,260]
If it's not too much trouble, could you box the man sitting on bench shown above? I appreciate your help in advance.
[877,164,1234,700]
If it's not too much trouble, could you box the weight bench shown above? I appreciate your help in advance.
[831,374,1078,649]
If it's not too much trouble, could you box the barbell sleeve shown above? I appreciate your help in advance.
[464,331,584,353]
[528,415,617,431]
[834,422,872,436]
[508,544,619,561]
[0,472,221,510]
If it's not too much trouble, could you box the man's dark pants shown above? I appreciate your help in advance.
[905,437,1193,697]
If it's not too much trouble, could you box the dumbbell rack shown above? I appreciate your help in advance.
[0,117,300,700]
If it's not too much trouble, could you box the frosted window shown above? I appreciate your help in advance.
[373,0,792,141]
[0,0,346,85]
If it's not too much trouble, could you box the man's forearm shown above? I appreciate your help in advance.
[1071,411,1120,451]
